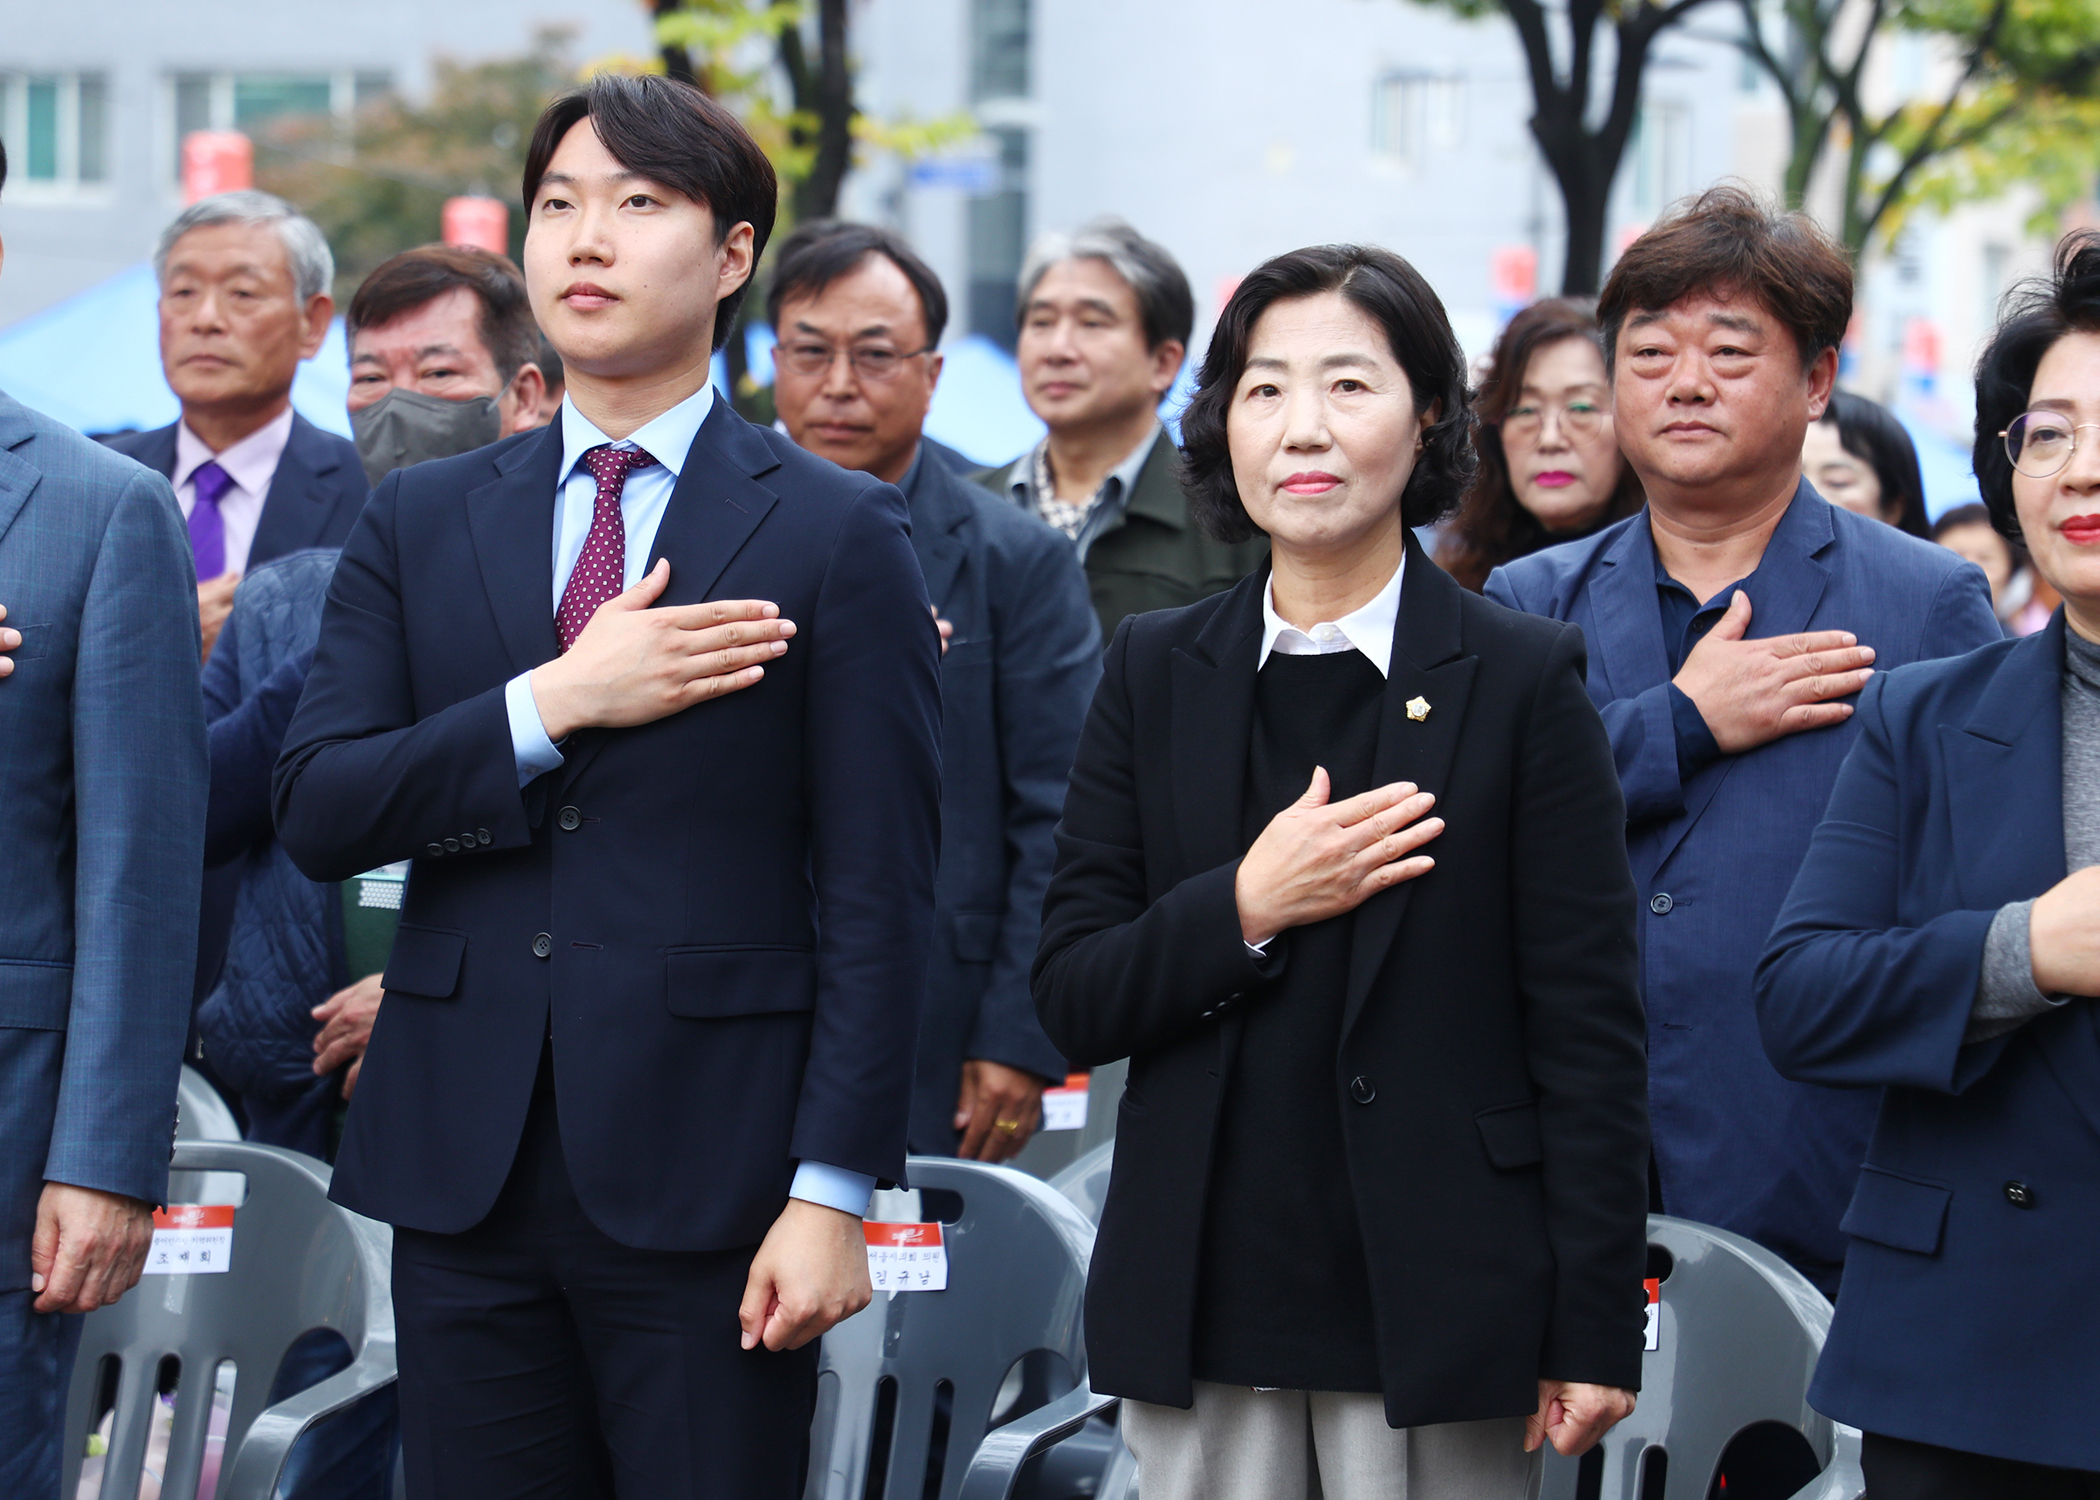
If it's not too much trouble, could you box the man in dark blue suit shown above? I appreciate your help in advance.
[101,191,368,1020]
[767,219,1100,1160]
[273,76,940,1497]
[1487,187,2001,1293]
[0,144,211,1498]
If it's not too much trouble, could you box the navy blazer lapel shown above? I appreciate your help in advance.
[466,424,563,677]
[0,399,43,548]
[1943,618,2066,913]
[1587,513,1671,705]
[904,454,970,613]
[558,403,782,789]
[252,415,346,560]
[1169,572,1264,876]
[1342,537,1477,1039]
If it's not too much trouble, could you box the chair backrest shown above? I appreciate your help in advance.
[807,1158,1096,1500]
[61,1141,395,1500]
[1540,1216,1835,1500]
[175,1067,242,1143]
[1046,1140,1113,1226]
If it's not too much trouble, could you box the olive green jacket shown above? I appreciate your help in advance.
[977,434,1269,643]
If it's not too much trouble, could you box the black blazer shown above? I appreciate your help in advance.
[901,448,1099,1151]
[1033,538,1650,1425]
[273,404,943,1250]
[101,412,368,566]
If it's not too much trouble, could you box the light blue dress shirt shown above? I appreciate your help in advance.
[500,383,874,1219]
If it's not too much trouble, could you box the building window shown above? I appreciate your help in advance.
[968,0,1030,347]
[1373,74,1463,172]
[170,70,390,180]
[0,72,111,194]
[1628,100,1692,219]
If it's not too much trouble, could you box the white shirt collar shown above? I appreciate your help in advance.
[173,405,295,496]
[1258,552,1405,678]
[558,381,717,487]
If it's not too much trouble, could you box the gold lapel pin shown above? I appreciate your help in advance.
[1406,696,1431,722]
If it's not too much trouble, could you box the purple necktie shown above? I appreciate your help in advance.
[556,445,659,652]
[189,460,233,580]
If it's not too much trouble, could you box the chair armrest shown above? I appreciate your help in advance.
[218,1358,398,1497]
[1787,1426,1865,1500]
[957,1385,1121,1500]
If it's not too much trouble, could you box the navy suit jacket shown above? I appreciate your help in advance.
[273,403,942,1250]
[900,447,1097,1152]
[0,390,206,1287]
[1758,615,2100,1471]
[100,412,367,567]
[1488,487,2000,1281]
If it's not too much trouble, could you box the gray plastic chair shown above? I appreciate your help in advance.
[806,1157,1097,1500]
[1045,1139,1113,1227]
[60,1141,395,1500]
[1538,1215,1859,1500]
[175,1066,242,1142]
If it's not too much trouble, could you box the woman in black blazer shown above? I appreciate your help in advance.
[1032,246,1650,1500]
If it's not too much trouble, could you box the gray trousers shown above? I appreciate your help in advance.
[1122,1381,1542,1500]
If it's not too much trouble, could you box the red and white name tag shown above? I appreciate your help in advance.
[1041,1072,1090,1133]
[1643,1277,1661,1351]
[146,1205,235,1276]
[864,1220,947,1292]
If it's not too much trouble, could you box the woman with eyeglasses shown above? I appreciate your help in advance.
[1437,299,1644,591]
[1758,231,2100,1497]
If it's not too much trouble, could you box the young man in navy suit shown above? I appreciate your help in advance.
[274,76,941,1497]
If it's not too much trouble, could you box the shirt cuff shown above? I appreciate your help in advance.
[1244,937,1274,957]
[1666,683,1723,779]
[789,1161,876,1218]
[504,671,565,788]
[1967,898,2067,1043]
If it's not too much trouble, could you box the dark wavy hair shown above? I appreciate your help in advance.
[1817,389,1929,538]
[1438,298,1645,591]
[1180,245,1473,542]
[1973,230,2100,541]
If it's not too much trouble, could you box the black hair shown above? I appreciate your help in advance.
[523,73,778,352]
[1931,501,1996,541]
[1180,244,1474,541]
[1974,230,2100,541]
[765,219,948,347]
[1817,389,1930,538]
[348,244,540,384]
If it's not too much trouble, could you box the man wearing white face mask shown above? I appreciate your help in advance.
[345,243,550,486]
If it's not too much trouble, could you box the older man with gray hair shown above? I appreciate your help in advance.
[103,190,367,663]
[977,217,1266,640]
[102,191,367,1019]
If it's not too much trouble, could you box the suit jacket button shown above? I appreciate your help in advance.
[558,806,582,831]
[477,829,492,844]
[1349,1076,1376,1105]
[532,933,553,959]
[426,843,444,857]
[444,837,462,853]
[2005,1180,2035,1208]
[1650,893,1674,915]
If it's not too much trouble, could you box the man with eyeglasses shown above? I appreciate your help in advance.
[1487,188,2000,1296]
[768,220,1101,1163]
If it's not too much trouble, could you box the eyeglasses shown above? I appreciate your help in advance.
[2001,411,2100,478]
[1500,399,1605,444]
[775,340,935,383]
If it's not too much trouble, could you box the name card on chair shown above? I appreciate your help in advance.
[146,1205,235,1276]
[1644,1278,1661,1351]
[865,1220,947,1292]
[1041,1073,1090,1133]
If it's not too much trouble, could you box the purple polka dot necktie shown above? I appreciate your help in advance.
[556,445,659,653]
[189,460,233,580]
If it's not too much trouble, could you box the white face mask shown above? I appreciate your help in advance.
[351,387,503,488]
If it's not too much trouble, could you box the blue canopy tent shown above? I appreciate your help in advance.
[0,263,352,438]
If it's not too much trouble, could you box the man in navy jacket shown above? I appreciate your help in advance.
[1487,187,1999,1293]
[767,219,1099,1160]
[273,76,940,1497]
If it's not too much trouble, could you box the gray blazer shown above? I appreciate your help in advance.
[0,389,207,1289]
